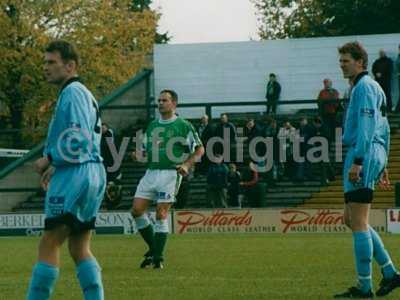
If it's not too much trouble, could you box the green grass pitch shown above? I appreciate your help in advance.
[1,234,399,299]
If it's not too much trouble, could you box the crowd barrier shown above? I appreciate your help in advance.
[0,208,394,236]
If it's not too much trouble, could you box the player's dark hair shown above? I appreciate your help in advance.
[46,40,80,65]
[160,89,178,102]
[338,41,368,70]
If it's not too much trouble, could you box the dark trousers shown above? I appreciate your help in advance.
[377,79,392,112]
[396,77,400,112]
[266,103,277,114]
[207,186,228,208]
[321,113,337,144]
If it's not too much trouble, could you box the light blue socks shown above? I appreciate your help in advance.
[77,258,104,300]
[369,225,397,279]
[353,231,373,293]
[27,262,59,300]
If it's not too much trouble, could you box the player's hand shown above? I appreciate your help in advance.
[378,168,391,190]
[131,151,137,161]
[41,166,55,191]
[348,164,362,183]
[176,163,190,176]
[34,157,50,175]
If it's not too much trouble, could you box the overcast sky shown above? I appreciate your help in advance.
[151,0,260,44]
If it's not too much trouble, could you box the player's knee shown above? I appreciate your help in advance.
[350,219,368,232]
[39,231,65,250]
[68,243,90,264]
[131,206,145,218]
[155,208,168,220]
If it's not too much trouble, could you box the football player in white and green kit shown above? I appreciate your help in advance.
[131,89,204,269]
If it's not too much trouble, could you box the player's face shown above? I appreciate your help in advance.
[44,51,73,85]
[158,92,176,114]
[339,53,363,79]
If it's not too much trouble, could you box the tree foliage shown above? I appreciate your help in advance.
[252,0,400,39]
[131,0,171,44]
[0,0,159,144]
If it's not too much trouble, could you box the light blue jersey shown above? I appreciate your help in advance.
[43,78,106,226]
[44,80,102,165]
[343,72,389,193]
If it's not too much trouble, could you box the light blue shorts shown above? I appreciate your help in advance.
[45,162,106,228]
[343,143,386,193]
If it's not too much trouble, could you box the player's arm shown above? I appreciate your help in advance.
[176,123,205,176]
[349,85,377,182]
[176,145,204,176]
[379,103,391,189]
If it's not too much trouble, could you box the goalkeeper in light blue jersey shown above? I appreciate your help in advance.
[334,42,400,299]
[26,40,106,300]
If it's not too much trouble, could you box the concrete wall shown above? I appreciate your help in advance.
[100,79,149,130]
[0,160,41,212]
[154,33,400,118]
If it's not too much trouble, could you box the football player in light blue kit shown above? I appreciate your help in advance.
[26,41,106,300]
[334,42,400,298]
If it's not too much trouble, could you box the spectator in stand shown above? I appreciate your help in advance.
[245,118,265,159]
[317,78,340,144]
[310,116,335,185]
[196,114,214,175]
[206,155,228,208]
[240,159,259,207]
[341,79,354,128]
[295,117,313,181]
[395,45,400,112]
[215,113,237,161]
[265,73,281,115]
[227,163,241,208]
[263,117,279,184]
[101,123,122,209]
[278,120,296,180]
[372,49,393,112]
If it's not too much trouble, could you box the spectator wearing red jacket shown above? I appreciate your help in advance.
[317,78,340,143]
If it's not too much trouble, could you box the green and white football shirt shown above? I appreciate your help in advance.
[143,115,202,170]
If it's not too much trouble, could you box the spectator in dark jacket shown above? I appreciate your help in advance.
[227,163,241,207]
[395,45,400,112]
[101,123,122,209]
[372,49,393,112]
[310,117,335,185]
[264,117,279,183]
[265,73,281,114]
[206,155,229,208]
[240,159,259,207]
[196,114,213,175]
[245,118,265,159]
[214,113,237,161]
[295,117,313,181]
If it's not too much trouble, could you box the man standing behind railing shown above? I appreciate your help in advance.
[265,73,281,115]
[395,45,400,112]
